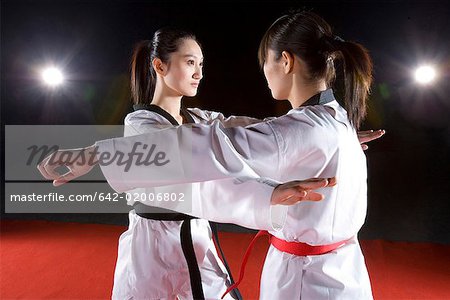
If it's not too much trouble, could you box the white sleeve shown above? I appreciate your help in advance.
[188,108,264,127]
[95,119,282,191]
[195,178,287,231]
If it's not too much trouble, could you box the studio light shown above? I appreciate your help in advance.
[414,65,436,85]
[42,67,64,86]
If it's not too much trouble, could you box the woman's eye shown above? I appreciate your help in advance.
[188,60,195,65]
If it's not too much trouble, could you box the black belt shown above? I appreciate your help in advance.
[134,203,242,300]
[134,203,205,299]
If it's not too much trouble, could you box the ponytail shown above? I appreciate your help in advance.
[333,39,373,129]
[130,40,155,106]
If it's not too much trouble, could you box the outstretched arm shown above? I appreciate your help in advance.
[191,108,385,150]
[37,148,334,206]
[191,176,336,230]
[39,120,280,191]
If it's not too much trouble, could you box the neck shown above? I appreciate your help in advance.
[152,80,183,121]
[287,78,327,108]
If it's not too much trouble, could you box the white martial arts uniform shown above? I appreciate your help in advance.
[98,89,373,299]
[112,106,286,300]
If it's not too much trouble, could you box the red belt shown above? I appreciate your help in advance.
[222,230,349,299]
[270,234,348,256]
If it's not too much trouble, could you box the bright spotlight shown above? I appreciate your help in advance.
[414,65,436,85]
[42,67,64,86]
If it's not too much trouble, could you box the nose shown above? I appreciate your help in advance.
[193,65,203,80]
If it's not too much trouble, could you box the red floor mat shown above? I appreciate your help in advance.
[1,220,449,299]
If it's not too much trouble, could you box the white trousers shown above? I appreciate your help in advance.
[112,210,234,300]
[260,237,373,300]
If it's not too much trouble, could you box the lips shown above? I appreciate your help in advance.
[191,83,199,88]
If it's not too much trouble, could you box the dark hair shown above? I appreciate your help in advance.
[258,11,373,128]
[130,28,199,105]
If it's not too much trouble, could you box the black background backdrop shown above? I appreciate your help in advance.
[2,0,449,243]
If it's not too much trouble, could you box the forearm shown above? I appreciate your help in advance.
[193,178,287,231]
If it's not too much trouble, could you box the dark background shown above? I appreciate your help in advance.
[1,0,449,243]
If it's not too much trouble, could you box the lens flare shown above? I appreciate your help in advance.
[414,65,436,84]
[42,67,64,86]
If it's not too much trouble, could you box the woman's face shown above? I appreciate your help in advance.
[163,38,203,97]
[263,49,290,100]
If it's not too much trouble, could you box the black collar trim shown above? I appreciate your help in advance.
[300,89,335,107]
[133,104,195,125]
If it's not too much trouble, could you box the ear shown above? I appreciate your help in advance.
[152,58,166,76]
[281,51,294,74]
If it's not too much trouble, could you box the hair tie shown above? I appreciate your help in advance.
[320,35,344,54]
[333,35,345,43]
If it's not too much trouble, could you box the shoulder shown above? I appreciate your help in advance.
[186,107,229,124]
[186,107,224,121]
[268,104,345,143]
[124,110,167,125]
[279,101,348,127]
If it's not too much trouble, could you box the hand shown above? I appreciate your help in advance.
[271,177,337,205]
[37,145,98,186]
[358,129,385,150]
